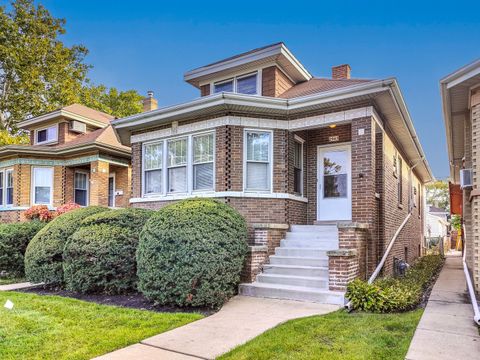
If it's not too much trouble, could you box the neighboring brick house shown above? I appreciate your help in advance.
[441,59,480,292]
[113,43,433,304]
[0,104,132,222]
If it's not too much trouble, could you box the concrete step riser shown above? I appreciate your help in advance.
[263,265,328,277]
[275,248,328,257]
[269,256,328,267]
[239,284,345,305]
[290,225,338,233]
[257,274,328,289]
[285,233,338,241]
[280,239,337,249]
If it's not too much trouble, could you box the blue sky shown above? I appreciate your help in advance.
[27,1,480,178]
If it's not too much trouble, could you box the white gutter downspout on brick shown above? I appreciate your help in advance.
[462,224,480,325]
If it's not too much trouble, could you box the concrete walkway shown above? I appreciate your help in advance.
[0,281,40,291]
[95,295,339,360]
[405,253,480,359]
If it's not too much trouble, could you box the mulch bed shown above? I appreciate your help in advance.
[20,287,215,316]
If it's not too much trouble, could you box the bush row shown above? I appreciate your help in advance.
[24,199,248,308]
[346,255,444,313]
[0,221,46,277]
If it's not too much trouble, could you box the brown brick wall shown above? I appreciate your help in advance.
[111,165,131,208]
[262,66,295,97]
[200,84,210,97]
[89,160,109,206]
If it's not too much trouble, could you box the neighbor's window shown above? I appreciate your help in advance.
[245,131,271,191]
[293,140,303,195]
[74,172,88,206]
[193,133,214,190]
[6,169,13,205]
[167,138,188,193]
[33,167,53,205]
[397,156,403,205]
[36,125,58,144]
[214,72,258,95]
[144,142,163,194]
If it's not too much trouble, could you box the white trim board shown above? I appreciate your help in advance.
[131,106,374,144]
[130,191,308,204]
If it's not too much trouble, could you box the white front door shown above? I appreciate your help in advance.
[317,144,352,221]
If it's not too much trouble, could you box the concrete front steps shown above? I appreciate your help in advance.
[239,225,345,305]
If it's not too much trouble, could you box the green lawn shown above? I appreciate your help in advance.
[220,309,422,360]
[0,291,203,360]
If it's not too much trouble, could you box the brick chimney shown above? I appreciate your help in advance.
[332,64,351,80]
[143,91,158,112]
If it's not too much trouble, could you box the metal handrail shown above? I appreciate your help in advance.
[461,224,480,325]
[368,213,412,284]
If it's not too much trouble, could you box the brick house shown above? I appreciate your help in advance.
[113,43,433,304]
[441,59,480,292]
[0,104,131,222]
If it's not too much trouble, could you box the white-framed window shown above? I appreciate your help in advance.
[193,133,214,191]
[244,130,272,191]
[144,141,163,195]
[167,137,188,193]
[293,138,304,195]
[213,71,259,95]
[74,171,89,206]
[32,167,53,205]
[35,125,58,145]
[0,169,13,206]
[142,131,215,196]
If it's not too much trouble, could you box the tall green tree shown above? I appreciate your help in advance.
[0,0,143,132]
[426,180,449,211]
[0,0,89,130]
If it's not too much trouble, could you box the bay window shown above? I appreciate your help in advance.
[245,130,271,191]
[33,167,53,205]
[168,138,187,193]
[144,142,163,194]
[0,169,14,206]
[35,125,58,145]
[193,133,214,190]
[74,172,88,206]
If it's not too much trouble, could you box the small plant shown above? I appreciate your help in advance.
[346,255,444,313]
[24,205,54,222]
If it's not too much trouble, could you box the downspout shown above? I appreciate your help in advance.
[461,224,480,325]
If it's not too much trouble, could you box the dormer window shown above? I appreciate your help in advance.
[35,125,58,145]
[213,72,259,95]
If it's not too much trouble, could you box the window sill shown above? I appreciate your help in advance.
[133,191,309,203]
[398,203,404,210]
[35,141,58,146]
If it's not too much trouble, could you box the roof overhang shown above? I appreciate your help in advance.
[440,59,480,183]
[113,78,433,183]
[0,142,131,159]
[17,109,109,130]
[184,43,312,88]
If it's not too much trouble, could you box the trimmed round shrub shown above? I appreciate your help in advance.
[0,221,46,277]
[24,206,109,286]
[137,198,248,308]
[63,208,154,294]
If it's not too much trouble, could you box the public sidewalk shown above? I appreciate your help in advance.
[405,253,480,359]
[95,295,339,360]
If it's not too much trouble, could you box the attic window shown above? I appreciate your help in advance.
[213,72,258,95]
[35,125,58,145]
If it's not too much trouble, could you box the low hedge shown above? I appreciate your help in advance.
[137,199,248,308]
[24,206,109,286]
[346,255,444,313]
[63,208,154,294]
[0,221,46,277]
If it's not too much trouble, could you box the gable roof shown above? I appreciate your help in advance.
[279,78,373,99]
[17,104,114,130]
